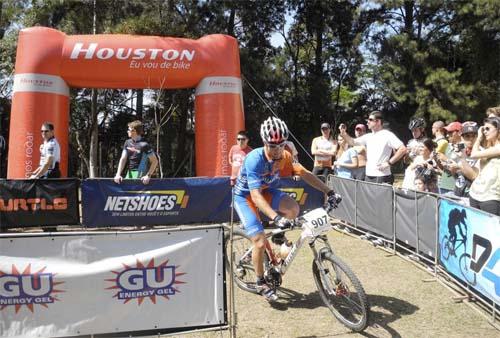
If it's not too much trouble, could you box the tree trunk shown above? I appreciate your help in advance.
[136,89,143,120]
[88,89,99,178]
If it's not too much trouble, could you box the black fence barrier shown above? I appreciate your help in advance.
[0,179,80,229]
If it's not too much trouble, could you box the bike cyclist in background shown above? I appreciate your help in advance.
[233,116,341,301]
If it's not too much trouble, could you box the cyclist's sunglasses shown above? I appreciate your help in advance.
[266,142,286,149]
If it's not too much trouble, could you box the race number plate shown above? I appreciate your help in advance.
[302,208,331,236]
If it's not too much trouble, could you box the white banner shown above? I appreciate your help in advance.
[0,228,226,337]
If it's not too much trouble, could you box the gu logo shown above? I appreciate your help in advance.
[280,188,308,205]
[106,258,186,305]
[0,264,64,313]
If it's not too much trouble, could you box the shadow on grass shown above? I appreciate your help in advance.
[272,290,419,338]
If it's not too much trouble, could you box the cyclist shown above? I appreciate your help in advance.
[447,208,467,256]
[406,117,427,163]
[233,116,341,301]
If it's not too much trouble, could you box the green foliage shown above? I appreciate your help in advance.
[0,0,498,176]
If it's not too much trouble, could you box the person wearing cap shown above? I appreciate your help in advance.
[339,111,406,184]
[450,122,480,199]
[434,121,462,194]
[228,130,253,185]
[352,124,367,180]
[311,122,337,181]
[431,120,449,154]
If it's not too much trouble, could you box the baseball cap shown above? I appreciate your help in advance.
[321,123,330,129]
[355,124,366,131]
[461,121,478,134]
[444,121,462,132]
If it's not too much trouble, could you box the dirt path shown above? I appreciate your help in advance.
[175,230,498,338]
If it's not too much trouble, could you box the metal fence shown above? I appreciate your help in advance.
[327,175,500,325]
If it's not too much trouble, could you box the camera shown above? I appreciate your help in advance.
[455,143,465,152]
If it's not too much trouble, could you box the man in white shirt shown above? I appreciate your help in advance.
[339,111,406,184]
[30,122,61,179]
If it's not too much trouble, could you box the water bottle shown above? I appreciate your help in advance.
[279,240,293,259]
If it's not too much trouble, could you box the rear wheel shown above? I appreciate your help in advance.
[224,227,269,294]
[441,235,451,261]
[312,251,369,332]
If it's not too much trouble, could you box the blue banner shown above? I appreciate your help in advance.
[439,199,500,305]
[81,177,325,227]
[82,177,232,227]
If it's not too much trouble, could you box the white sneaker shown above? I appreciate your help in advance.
[256,282,278,302]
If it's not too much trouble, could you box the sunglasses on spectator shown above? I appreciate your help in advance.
[266,142,286,149]
[237,137,247,141]
[367,117,378,122]
[41,130,50,133]
[483,127,496,132]
[127,128,135,132]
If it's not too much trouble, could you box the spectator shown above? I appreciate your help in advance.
[413,169,439,193]
[403,138,438,191]
[406,117,426,163]
[29,122,61,179]
[229,130,252,184]
[114,120,158,185]
[340,111,406,184]
[435,121,462,194]
[352,124,367,180]
[468,117,500,216]
[0,133,5,178]
[311,122,337,181]
[333,134,358,179]
[451,122,479,199]
[486,106,500,118]
[431,121,449,154]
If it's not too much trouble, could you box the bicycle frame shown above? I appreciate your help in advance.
[264,226,334,276]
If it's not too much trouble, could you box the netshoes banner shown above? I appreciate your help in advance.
[439,199,500,305]
[82,177,233,227]
[0,227,226,338]
[0,179,79,228]
[81,177,325,227]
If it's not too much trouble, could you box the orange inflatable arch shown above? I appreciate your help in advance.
[8,27,244,178]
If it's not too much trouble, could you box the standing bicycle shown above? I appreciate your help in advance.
[232,116,342,301]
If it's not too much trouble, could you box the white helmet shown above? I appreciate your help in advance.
[260,117,289,144]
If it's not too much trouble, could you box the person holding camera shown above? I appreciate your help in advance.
[468,117,500,215]
[434,121,462,194]
[403,138,439,192]
[449,122,480,200]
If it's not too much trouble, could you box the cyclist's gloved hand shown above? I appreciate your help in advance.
[326,190,342,210]
[273,215,293,229]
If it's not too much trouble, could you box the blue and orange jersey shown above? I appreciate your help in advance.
[234,147,306,196]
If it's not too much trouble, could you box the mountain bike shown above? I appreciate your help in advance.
[224,207,370,332]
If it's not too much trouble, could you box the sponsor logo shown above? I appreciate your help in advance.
[0,197,68,212]
[280,188,308,205]
[70,43,195,61]
[106,258,186,305]
[104,190,189,217]
[0,264,64,313]
[208,80,238,89]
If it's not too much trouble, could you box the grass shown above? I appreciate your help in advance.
[174,229,498,338]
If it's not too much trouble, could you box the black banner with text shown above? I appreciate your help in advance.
[0,179,80,228]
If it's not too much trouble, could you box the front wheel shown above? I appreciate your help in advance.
[224,227,269,294]
[312,251,369,332]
